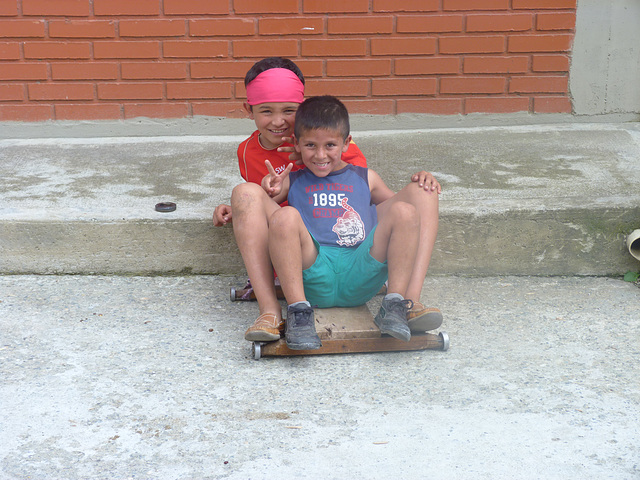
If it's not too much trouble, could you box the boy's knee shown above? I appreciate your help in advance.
[403,182,439,208]
[269,206,300,229]
[231,182,266,210]
[231,181,262,199]
[390,201,418,222]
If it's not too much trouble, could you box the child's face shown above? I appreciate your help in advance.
[245,102,299,150]
[294,128,351,177]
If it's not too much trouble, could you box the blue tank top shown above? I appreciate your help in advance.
[288,165,378,248]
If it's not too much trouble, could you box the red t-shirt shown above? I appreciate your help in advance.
[237,130,368,184]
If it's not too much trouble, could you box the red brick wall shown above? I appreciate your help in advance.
[0,0,576,122]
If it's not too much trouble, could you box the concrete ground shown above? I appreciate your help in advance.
[1,274,639,480]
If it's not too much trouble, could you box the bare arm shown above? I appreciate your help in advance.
[368,169,395,205]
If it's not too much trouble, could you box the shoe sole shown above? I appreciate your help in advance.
[245,331,281,342]
[378,327,411,342]
[408,311,443,332]
[374,317,411,342]
[286,340,322,350]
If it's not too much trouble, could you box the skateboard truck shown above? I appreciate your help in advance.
[230,282,285,302]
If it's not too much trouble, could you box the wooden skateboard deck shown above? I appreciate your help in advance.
[251,305,449,360]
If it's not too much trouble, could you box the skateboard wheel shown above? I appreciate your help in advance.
[439,331,450,351]
[230,287,236,302]
[252,342,262,360]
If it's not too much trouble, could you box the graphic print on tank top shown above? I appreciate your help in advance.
[332,198,365,247]
[288,165,377,248]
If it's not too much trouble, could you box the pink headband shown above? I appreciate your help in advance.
[246,68,304,106]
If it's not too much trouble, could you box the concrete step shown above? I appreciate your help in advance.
[2,123,639,276]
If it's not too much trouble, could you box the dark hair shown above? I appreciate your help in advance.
[244,57,305,87]
[294,96,350,141]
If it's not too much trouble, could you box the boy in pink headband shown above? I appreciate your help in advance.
[236,58,368,186]
[213,57,441,343]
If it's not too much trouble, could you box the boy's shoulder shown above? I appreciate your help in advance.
[237,130,298,183]
[240,129,259,143]
[237,130,261,153]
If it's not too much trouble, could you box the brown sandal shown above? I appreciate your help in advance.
[407,302,443,332]
[244,313,284,342]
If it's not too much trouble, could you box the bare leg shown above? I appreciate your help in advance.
[370,201,420,297]
[369,201,420,342]
[268,206,317,305]
[376,183,438,302]
[231,182,282,318]
[269,206,322,350]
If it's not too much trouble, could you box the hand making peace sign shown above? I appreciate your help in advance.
[262,160,294,198]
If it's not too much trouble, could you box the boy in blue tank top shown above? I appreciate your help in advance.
[263,95,431,350]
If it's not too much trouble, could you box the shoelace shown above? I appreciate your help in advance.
[386,298,414,318]
[291,307,313,327]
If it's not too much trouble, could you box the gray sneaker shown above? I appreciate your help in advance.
[285,304,322,350]
[374,296,413,342]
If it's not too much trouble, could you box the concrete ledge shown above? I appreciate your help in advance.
[2,112,640,139]
[2,123,639,275]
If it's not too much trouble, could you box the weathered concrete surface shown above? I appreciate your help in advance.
[572,0,640,115]
[1,275,639,479]
[1,123,640,275]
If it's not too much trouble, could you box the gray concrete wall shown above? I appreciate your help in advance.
[571,0,640,115]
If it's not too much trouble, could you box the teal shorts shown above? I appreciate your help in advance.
[302,226,388,308]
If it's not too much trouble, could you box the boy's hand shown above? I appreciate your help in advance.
[263,160,293,197]
[213,203,232,226]
[412,171,442,194]
[277,136,303,165]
